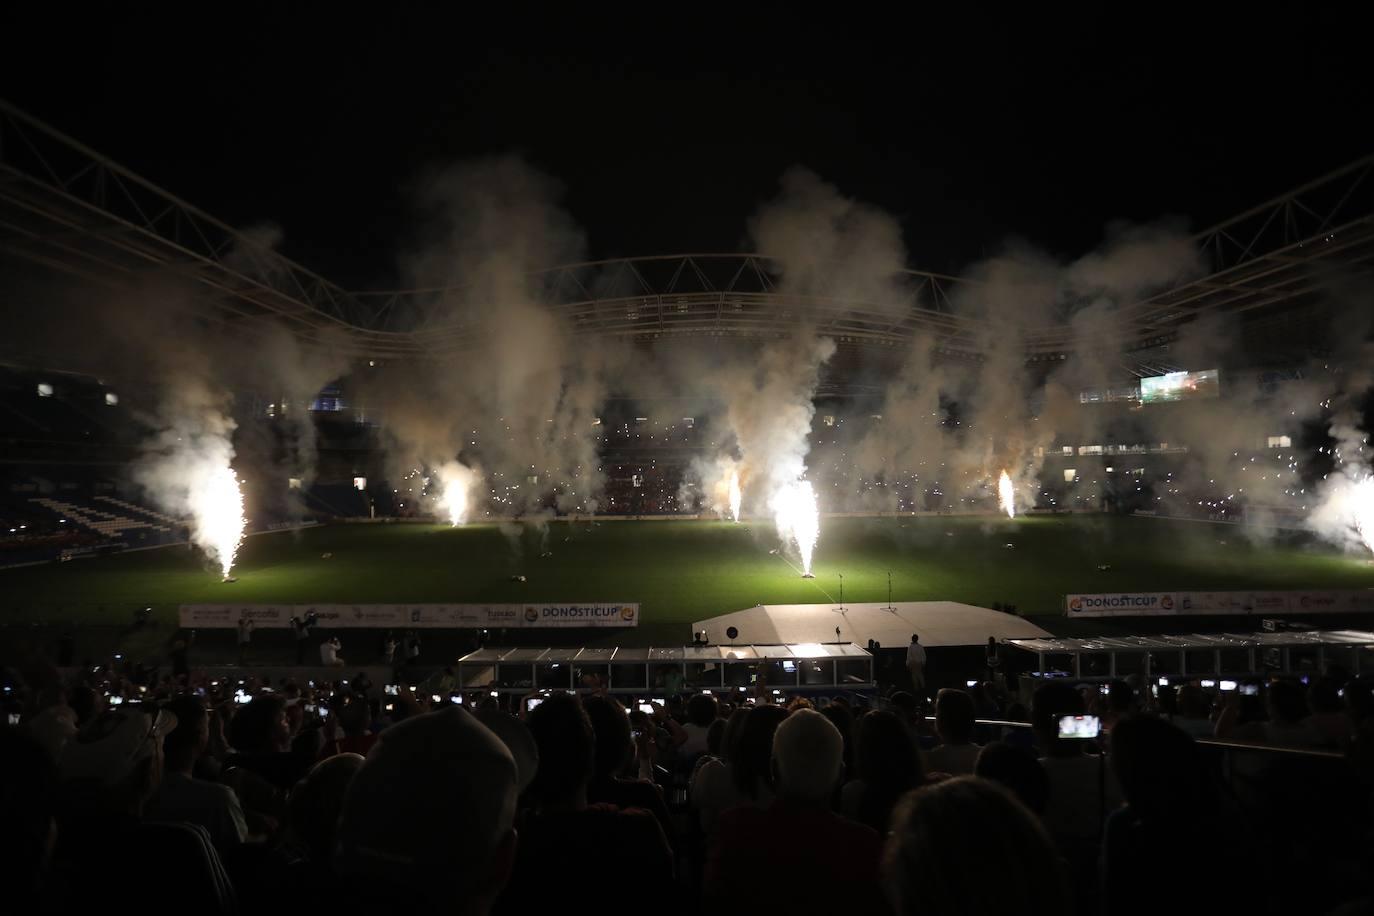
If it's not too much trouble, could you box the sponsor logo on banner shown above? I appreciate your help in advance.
[180,602,640,629]
[1065,589,1374,616]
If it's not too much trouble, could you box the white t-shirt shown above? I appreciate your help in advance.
[320,641,340,665]
[906,643,927,668]
[681,722,712,757]
[925,742,982,776]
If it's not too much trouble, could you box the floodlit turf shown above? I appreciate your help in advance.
[3,515,1373,629]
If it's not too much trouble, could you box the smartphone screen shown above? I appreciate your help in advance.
[1219,680,1238,692]
[525,698,543,713]
[638,703,654,715]
[1239,684,1260,696]
[1057,715,1101,739]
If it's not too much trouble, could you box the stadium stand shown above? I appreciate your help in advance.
[2,658,1371,914]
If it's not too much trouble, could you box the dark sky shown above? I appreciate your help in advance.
[3,7,1370,289]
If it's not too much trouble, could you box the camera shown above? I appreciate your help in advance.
[1057,715,1101,739]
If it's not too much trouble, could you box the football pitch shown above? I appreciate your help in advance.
[4,515,1373,631]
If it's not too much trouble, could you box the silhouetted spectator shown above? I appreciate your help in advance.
[820,700,856,780]
[691,707,751,837]
[1031,682,1121,874]
[145,696,247,849]
[680,692,718,756]
[974,741,1048,815]
[730,703,788,805]
[318,696,376,759]
[884,776,1068,916]
[840,708,924,832]
[926,688,980,775]
[707,709,884,915]
[0,726,60,910]
[583,695,673,843]
[1171,684,1215,738]
[499,695,672,913]
[225,694,309,791]
[1218,679,1321,748]
[333,708,518,913]
[287,752,363,864]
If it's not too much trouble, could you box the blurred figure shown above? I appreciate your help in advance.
[883,776,1068,916]
[145,695,247,849]
[707,709,885,915]
[974,741,1048,815]
[582,695,673,843]
[840,709,924,832]
[681,692,718,757]
[1170,684,1215,739]
[499,695,671,913]
[287,752,363,864]
[333,708,517,913]
[926,688,980,775]
[906,634,927,696]
[690,707,750,837]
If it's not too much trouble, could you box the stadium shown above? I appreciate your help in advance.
[3,17,1374,916]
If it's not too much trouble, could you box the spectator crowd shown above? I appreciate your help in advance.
[3,653,1374,915]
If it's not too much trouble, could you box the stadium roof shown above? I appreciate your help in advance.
[3,98,1371,362]
[1008,629,1374,654]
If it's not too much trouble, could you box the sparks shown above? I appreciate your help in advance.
[728,468,742,523]
[773,479,820,576]
[998,469,1016,519]
[189,464,245,579]
[435,461,479,526]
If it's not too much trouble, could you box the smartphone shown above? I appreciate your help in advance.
[308,680,316,688]
[7,713,19,726]
[1157,677,1169,686]
[319,708,330,718]
[385,685,399,696]
[1201,680,1216,688]
[638,703,655,715]
[1150,686,1158,698]
[631,728,643,740]
[525,698,543,713]
[305,704,317,714]
[1057,715,1101,739]
[451,694,464,705]
[385,702,395,712]
[1098,685,1110,695]
[195,687,207,697]
[701,689,713,695]
[1219,680,1238,692]
[109,696,124,706]
[966,680,978,688]
[431,694,442,704]
[489,690,499,698]
[771,689,782,696]
[1240,684,1260,697]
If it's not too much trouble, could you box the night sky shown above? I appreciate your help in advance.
[3,7,1370,290]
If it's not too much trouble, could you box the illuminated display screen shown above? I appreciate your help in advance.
[1140,369,1220,404]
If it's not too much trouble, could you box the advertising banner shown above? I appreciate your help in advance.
[179,602,639,629]
[1066,590,1374,617]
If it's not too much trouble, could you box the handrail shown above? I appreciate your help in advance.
[957,716,1349,760]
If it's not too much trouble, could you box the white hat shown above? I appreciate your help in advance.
[60,707,177,786]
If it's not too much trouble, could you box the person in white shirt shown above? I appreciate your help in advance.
[905,634,927,697]
[320,637,344,667]
[145,696,248,849]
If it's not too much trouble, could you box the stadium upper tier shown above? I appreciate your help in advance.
[2,100,1371,362]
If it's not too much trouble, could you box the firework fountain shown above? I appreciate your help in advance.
[998,469,1016,519]
[728,469,742,523]
[773,479,820,576]
[192,464,246,580]
[435,461,480,526]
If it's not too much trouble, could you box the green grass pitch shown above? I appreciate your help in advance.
[3,515,1372,631]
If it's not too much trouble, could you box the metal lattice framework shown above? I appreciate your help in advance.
[2,98,1371,363]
